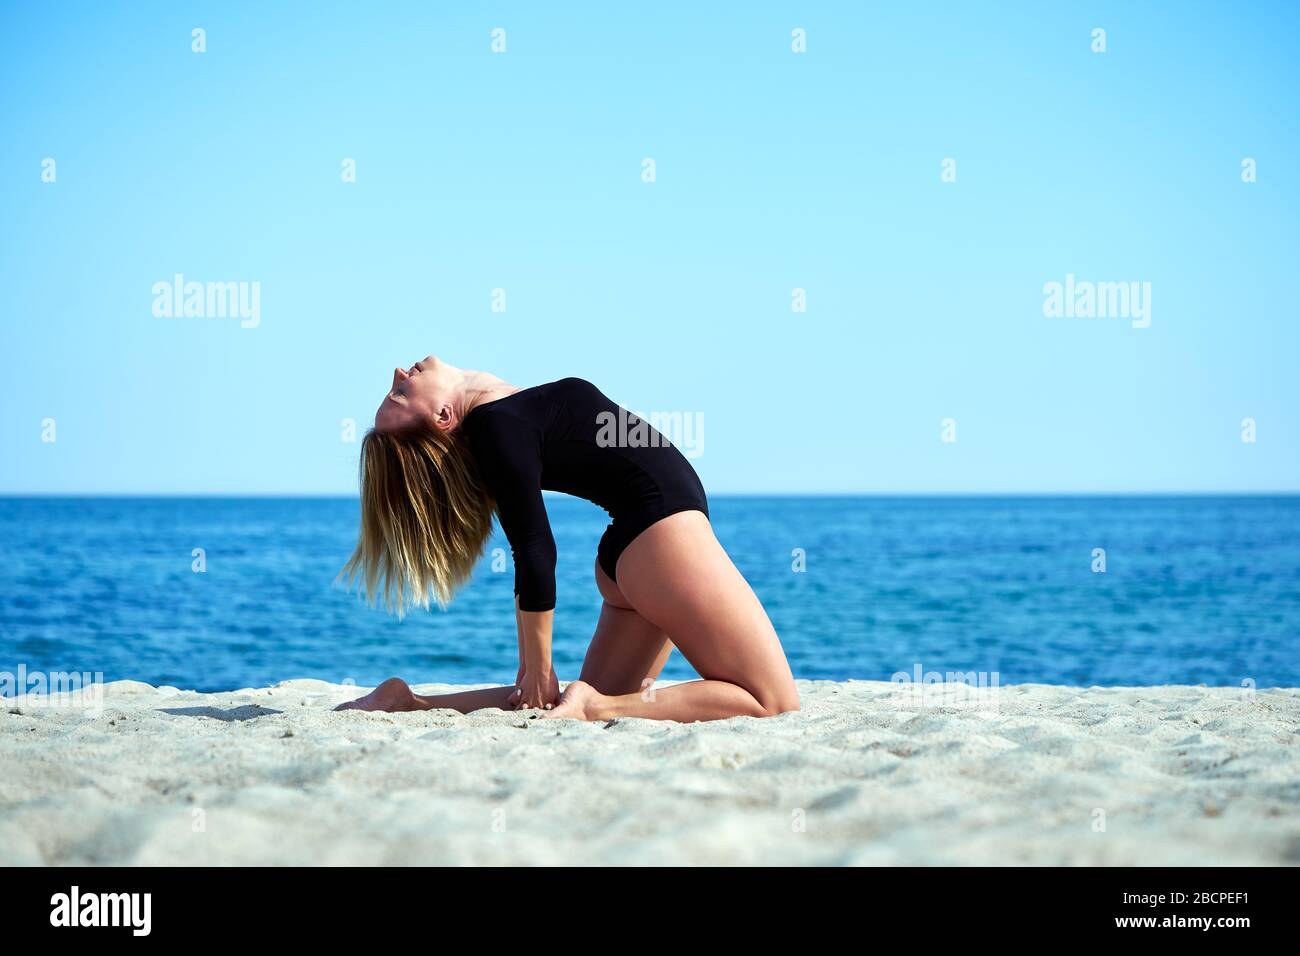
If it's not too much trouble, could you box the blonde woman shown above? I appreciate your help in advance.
[335,356,799,722]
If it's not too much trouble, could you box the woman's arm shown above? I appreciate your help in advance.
[515,604,525,684]
[467,412,558,707]
[514,604,558,709]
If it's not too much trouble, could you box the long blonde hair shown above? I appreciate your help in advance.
[340,421,494,616]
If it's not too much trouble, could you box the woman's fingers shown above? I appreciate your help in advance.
[512,678,561,711]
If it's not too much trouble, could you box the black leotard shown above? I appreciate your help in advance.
[461,377,709,612]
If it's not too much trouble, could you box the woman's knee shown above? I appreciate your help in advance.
[748,679,800,717]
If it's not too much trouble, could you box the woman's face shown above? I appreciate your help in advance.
[374,355,452,432]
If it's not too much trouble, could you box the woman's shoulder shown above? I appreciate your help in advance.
[463,377,605,434]
[486,376,604,410]
[552,377,618,404]
[551,376,599,392]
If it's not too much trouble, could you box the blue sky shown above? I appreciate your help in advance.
[2,1,1297,494]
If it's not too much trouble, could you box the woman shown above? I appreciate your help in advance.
[335,355,799,722]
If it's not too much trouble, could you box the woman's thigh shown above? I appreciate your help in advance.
[578,559,674,696]
[614,510,797,710]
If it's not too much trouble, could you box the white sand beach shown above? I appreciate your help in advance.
[2,679,1298,866]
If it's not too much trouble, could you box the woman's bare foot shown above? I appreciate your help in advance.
[334,676,423,712]
[541,680,604,721]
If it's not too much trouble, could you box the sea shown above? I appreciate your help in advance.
[1,495,1297,692]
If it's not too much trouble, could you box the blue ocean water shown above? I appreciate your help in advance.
[1,496,1297,692]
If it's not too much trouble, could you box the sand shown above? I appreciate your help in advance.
[2,678,1298,866]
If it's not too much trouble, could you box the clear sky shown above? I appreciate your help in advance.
[2,1,1297,494]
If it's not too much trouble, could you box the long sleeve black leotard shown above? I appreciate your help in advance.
[461,377,708,612]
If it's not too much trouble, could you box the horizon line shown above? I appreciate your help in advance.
[3,490,1299,500]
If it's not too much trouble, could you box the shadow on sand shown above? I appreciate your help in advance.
[157,705,283,722]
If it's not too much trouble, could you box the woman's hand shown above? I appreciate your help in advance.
[513,665,560,711]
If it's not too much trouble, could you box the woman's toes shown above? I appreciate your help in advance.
[543,680,599,720]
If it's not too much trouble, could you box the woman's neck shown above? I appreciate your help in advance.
[459,370,519,418]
